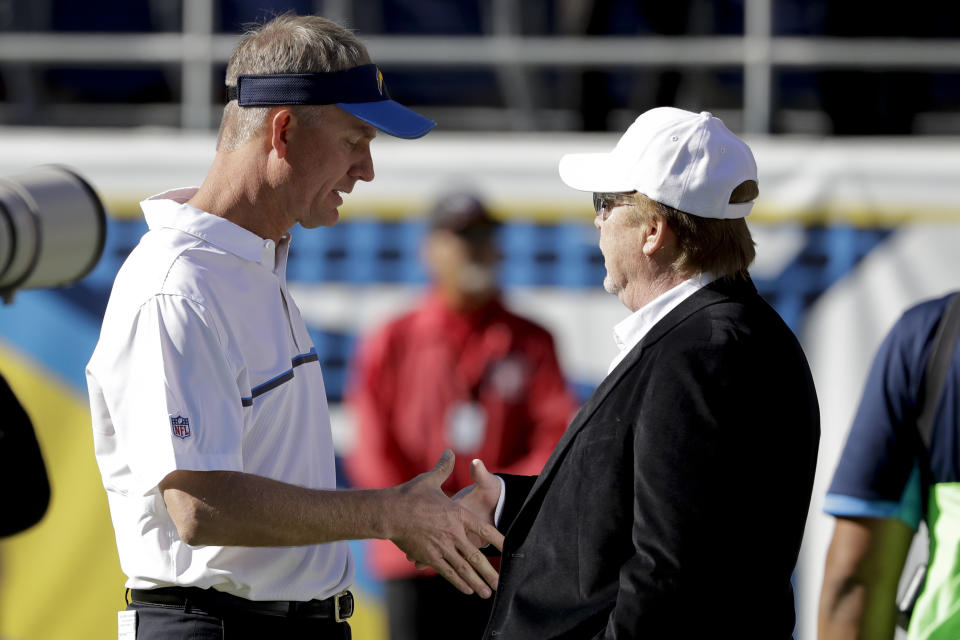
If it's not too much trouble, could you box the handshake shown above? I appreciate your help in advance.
[385,449,504,599]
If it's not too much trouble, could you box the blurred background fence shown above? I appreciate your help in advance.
[1,2,959,639]
[2,0,960,134]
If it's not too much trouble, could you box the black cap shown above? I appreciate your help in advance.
[429,192,498,235]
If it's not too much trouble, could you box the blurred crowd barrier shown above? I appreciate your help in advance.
[0,128,958,639]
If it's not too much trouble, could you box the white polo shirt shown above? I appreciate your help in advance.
[87,188,353,601]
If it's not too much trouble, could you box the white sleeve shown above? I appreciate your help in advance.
[493,475,507,527]
[96,294,244,496]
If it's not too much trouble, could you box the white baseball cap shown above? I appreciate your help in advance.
[559,107,758,219]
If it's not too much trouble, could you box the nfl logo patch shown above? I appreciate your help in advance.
[170,415,191,439]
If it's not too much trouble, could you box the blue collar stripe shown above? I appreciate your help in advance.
[228,64,388,106]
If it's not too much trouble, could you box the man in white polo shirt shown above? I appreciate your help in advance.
[86,14,501,640]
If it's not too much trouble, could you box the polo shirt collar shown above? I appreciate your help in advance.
[141,187,284,268]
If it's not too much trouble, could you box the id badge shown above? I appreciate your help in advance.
[446,402,487,453]
[118,610,137,640]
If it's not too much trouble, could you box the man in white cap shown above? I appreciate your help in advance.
[87,14,500,640]
[454,107,820,638]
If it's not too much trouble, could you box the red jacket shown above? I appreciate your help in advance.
[345,292,577,579]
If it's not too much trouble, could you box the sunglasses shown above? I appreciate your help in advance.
[592,191,637,221]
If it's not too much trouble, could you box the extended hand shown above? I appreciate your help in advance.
[453,458,502,547]
[417,458,503,570]
[388,450,504,597]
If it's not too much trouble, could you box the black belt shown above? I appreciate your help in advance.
[130,587,354,622]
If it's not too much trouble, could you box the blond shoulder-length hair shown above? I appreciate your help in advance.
[627,180,758,280]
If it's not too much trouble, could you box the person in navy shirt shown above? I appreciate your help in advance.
[820,292,960,639]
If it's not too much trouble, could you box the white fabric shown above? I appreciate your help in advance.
[493,475,507,526]
[558,107,757,219]
[87,187,353,602]
[607,273,716,375]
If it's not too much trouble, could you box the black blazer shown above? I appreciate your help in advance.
[485,277,820,639]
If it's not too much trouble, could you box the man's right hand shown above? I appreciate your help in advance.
[453,458,502,547]
[386,450,504,598]
[416,457,503,570]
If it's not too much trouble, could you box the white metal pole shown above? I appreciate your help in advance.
[181,0,215,130]
[744,0,772,134]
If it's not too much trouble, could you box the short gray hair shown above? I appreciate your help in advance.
[217,13,372,151]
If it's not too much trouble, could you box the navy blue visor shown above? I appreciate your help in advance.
[226,64,435,139]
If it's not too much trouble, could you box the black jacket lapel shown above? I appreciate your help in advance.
[512,277,756,524]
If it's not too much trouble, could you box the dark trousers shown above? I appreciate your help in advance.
[128,601,352,640]
[385,576,492,640]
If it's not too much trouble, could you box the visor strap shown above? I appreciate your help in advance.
[226,64,390,106]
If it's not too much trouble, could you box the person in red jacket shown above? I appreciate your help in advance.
[345,191,577,640]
